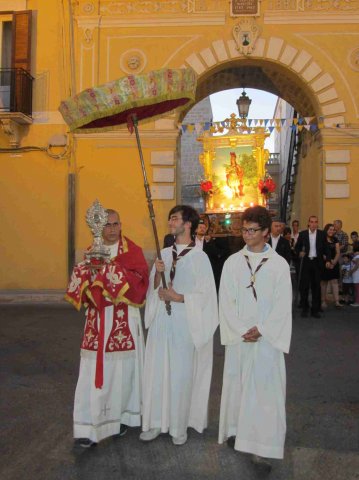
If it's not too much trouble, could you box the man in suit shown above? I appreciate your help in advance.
[295,215,330,318]
[268,220,292,264]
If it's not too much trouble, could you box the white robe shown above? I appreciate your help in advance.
[73,243,144,443]
[142,245,219,438]
[218,245,292,459]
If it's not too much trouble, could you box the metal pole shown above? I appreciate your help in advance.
[131,115,171,315]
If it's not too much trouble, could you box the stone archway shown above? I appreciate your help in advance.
[176,38,347,223]
[180,36,347,126]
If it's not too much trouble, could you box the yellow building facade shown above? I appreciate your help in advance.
[0,0,358,289]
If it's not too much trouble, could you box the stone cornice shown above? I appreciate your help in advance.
[319,127,359,146]
[264,12,359,24]
[75,13,225,28]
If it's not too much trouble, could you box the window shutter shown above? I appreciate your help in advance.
[11,10,32,73]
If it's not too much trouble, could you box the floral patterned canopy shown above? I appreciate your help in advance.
[59,68,197,133]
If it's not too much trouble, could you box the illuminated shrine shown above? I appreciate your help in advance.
[197,113,274,235]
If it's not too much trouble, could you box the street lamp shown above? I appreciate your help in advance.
[236,89,252,119]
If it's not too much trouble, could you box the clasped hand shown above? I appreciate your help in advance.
[158,284,182,303]
[242,326,262,343]
[154,259,183,303]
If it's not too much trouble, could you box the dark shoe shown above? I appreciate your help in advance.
[75,438,97,448]
[301,310,309,318]
[251,454,272,473]
[311,312,321,319]
[227,436,236,448]
[119,424,128,437]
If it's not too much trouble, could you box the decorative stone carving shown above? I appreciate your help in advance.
[348,47,359,72]
[232,18,261,55]
[120,49,147,74]
[81,1,96,14]
[127,55,141,70]
[0,119,22,148]
[83,28,94,45]
[100,1,188,15]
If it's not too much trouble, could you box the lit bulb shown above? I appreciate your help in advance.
[250,202,254,207]
[220,204,225,210]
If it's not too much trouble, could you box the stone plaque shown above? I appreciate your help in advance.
[230,0,260,16]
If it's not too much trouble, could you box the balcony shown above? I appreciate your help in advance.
[0,68,33,118]
[0,68,34,147]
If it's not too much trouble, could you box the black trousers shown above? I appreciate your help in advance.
[299,257,322,313]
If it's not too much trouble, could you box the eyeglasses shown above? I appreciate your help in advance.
[240,227,263,235]
[104,222,120,228]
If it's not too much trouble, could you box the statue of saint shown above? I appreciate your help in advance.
[225,152,244,197]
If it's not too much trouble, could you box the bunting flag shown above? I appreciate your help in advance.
[177,117,345,135]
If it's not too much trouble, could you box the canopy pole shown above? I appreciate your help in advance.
[131,114,171,315]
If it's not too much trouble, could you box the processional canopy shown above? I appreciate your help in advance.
[59,68,197,133]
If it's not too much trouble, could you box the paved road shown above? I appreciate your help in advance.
[0,303,358,480]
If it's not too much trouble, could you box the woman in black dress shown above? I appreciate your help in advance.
[321,223,341,308]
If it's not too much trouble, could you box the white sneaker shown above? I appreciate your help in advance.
[139,428,161,442]
[172,433,187,445]
[350,303,359,307]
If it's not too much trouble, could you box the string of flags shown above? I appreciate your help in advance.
[178,117,327,135]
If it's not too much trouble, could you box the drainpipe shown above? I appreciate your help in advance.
[67,0,77,277]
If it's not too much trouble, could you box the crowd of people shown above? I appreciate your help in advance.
[291,218,359,313]
[65,205,358,474]
[186,215,359,313]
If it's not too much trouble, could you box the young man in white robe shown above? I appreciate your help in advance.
[218,205,292,470]
[66,209,149,448]
[140,205,219,446]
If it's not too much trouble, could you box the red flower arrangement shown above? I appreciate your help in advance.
[200,180,213,193]
[258,176,276,196]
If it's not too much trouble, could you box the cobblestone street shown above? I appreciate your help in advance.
[0,302,358,480]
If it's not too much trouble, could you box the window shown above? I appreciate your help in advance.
[0,10,32,114]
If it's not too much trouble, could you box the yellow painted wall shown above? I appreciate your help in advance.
[291,139,323,229]
[0,141,68,289]
[1,0,358,289]
[73,136,176,256]
[322,143,359,232]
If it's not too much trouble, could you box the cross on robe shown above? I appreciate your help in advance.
[101,404,111,416]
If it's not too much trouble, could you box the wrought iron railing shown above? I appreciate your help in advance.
[280,116,298,223]
[0,68,34,117]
